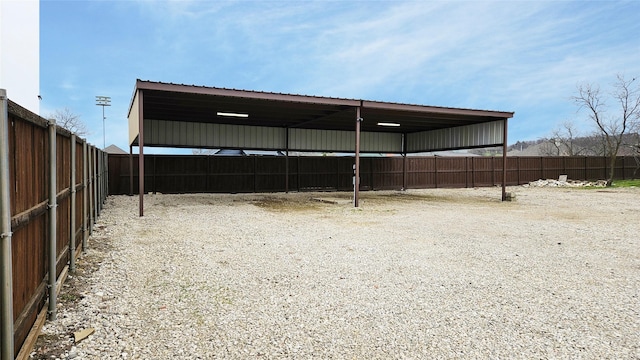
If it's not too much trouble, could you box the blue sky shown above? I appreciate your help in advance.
[40,0,640,153]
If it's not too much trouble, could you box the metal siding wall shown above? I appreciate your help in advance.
[360,132,403,153]
[288,128,372,152]
[289,128,357,152]
[128,94,140,145]
[407,120,505,152]
[144,120,287,149]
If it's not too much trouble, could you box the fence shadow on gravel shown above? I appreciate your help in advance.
[1,97,107,359]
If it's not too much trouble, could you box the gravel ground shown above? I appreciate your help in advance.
[33,186,639,359]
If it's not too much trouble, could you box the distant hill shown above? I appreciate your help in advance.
[470,133,639,157]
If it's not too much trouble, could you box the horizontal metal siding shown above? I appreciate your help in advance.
[406,120,505,152]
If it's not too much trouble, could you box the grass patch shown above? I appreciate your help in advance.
[611,179,640,188]
[252,196,322,212]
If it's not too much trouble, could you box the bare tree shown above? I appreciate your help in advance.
[47,107,89,137]
[573,75,640,185]
[539,120,585,156]
[539,137,560,156]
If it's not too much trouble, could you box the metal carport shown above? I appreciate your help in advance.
[128,79,514,216]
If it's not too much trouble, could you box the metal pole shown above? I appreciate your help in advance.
[285,128,289,193]
[402,133,407,191]
[138,90,145,217]
[104,152,109,200]
[48,120,57,320]
[129,145,133,196]
[88,145,94,234]
[83,141,88,250]
[70,135,77,272]
[97,149,102,215]
[95,96,110,151]
[354,105,362,207]
[502,119,508,201]
[93,146,98,222]
[0,89,15,359]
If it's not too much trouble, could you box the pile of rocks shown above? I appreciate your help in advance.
[525,178,608,188]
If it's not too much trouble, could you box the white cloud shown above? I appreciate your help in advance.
[40,0,640,147]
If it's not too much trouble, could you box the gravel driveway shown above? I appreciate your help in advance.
[35,186,639,359]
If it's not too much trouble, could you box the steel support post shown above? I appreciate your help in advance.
[0,89,15,359]
[93,146,98,221]
[285,128,289,193]
[401,133,407,191]
[96,150,101,215]
[47,121,57,321]
[129,145,133,196]
[354,105,362,207]
[88,146,94,235]
[138,90,145,217]
[104,152,108,201]
[502,119,508,201]
[70,135,77,272]
[82,141,88,250]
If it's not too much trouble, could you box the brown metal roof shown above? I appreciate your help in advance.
[130,79,514,139]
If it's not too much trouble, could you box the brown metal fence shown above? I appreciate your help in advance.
[1,99,107,358]
[108,154,638,195]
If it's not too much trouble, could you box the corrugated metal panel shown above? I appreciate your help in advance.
[145,119,287,149]
[361,132,402,153]
[289,128,354,152]
[407,120,505,152]
[288,129,402,153]
[144,118,499,153]
[128,92,140,145]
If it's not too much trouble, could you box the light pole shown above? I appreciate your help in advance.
[95,96,111,149]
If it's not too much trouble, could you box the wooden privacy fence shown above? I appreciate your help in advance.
[108,154,638,195]
[0,97,108,359]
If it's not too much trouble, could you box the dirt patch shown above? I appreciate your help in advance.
[30,230,114,359]
[251,195,323,212]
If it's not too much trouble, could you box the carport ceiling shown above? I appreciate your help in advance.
[132,80,514,137]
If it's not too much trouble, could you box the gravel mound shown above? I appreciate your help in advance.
[34,187,640,359]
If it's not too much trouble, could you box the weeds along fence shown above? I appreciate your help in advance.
[108,154,638,195]
[0,95,108,359]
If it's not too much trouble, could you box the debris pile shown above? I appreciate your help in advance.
[525,179,608,188]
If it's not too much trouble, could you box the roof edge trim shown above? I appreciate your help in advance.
[135,79,361,107]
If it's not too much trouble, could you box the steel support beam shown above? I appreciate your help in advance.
[0,89,14,359]
[104,152,108,200]
[138,90,145,217]
[402,133,407,191]
[70,134,77,272]
[129,145,133,196]
[285,128,289,193]
[47,121,57,321]
[82,141,88,251]
[88,145,94,235]
[93,146,98,221]
[354,105,362,207]
[502,119,508,201]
